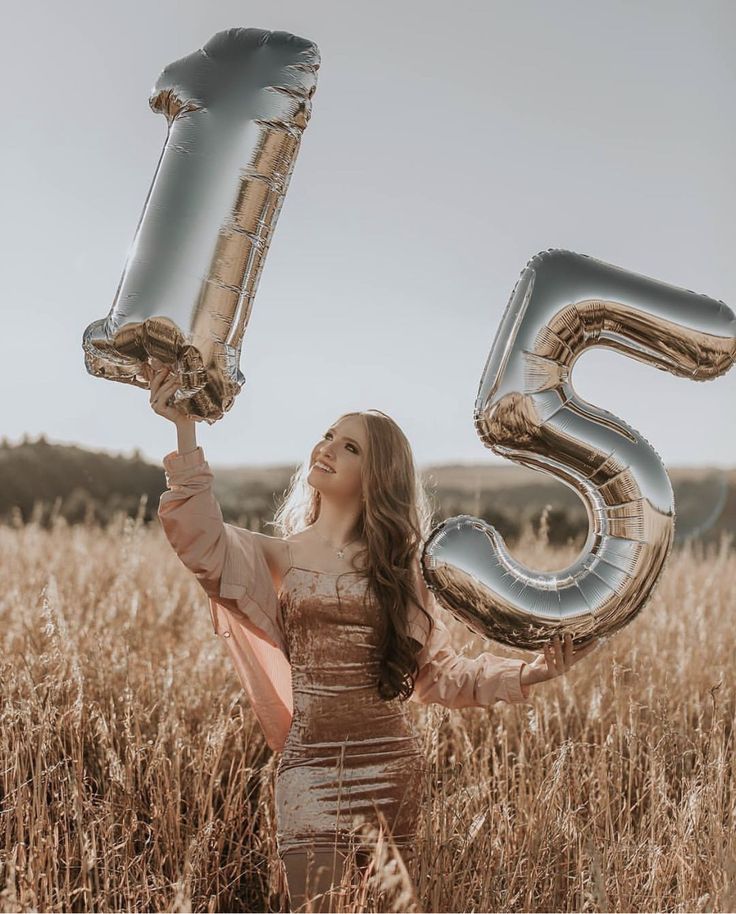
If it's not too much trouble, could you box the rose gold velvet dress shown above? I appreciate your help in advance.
[157,445,533,859]
[274,557,426,855]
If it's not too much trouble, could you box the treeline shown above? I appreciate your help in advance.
[1,437,733,546]
[0,436,166,526]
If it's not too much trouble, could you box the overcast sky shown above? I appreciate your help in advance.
[2,0,734,469]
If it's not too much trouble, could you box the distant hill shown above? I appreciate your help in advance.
[0,436,166,526]
[1,437,733,545]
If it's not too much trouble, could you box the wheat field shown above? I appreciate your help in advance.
[0,511,734,913]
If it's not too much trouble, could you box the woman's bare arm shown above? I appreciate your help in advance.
[175,418,197,455]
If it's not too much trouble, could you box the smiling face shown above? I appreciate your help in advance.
[307,414,367,502]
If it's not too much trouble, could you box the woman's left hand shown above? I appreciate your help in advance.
[521,633,605,690]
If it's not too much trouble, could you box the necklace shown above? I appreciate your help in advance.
[317,531,360,559]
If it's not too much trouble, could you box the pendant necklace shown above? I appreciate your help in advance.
[318,532,360,560]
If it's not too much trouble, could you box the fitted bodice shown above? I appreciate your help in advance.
[277,565,414,747]
[278,566,387,688]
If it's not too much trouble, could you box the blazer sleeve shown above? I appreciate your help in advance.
[408,570,533,708]
[157,445,287,652]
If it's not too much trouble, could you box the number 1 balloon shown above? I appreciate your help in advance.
[82,28,320,422]
[421,249,736,651]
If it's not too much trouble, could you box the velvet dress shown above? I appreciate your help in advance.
[158,446,532,857]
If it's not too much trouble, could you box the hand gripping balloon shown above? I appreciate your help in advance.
[82,28,319,422]
[421,249,736,651]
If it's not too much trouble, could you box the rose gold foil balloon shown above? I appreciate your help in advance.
[421,249,736,651]
[82,28,319,422]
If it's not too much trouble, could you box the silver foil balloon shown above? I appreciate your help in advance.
[421,249,736,650]
[82,28,320,422]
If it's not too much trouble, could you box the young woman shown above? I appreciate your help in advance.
[147,361,599,912]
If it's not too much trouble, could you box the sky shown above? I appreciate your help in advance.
[2,0,734,469]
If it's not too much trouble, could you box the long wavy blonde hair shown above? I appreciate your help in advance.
[269,409,436,701]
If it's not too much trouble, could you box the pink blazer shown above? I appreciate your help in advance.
[158,446,532,751]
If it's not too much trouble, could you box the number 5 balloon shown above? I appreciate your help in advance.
[82,28,319,422]
[421,249,736,651]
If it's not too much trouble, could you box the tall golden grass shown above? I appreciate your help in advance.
[1,509,734,913]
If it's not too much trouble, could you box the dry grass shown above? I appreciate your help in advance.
[0,511,734,912]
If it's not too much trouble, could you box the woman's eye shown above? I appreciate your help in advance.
[322,431,358,454]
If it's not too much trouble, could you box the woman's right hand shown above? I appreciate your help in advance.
[145,359,186,425]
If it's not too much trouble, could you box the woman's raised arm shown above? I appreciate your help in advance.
[148,363,286,649]
[158,444,229,598]
[157,443,288,650]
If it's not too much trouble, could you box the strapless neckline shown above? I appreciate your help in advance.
[279,565,367,600]
[283,565,363,579]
